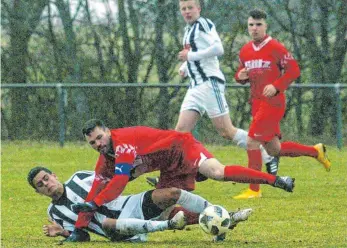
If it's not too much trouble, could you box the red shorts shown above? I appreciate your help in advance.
[139,140,213,191]
[248,99,285,142]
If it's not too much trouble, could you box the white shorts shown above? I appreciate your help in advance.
[118,192,146,220]
[105,192,148,242]
[180,78,229,118]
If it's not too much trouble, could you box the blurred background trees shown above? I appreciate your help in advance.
[1,0,346,142]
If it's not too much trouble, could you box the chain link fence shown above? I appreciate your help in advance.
[1,83,346,148]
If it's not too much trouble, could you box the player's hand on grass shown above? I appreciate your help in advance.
[71,201,98,213]
[43,219,64,237]
[64,228,90,242]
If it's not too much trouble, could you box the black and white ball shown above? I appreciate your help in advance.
[199,205,230,236]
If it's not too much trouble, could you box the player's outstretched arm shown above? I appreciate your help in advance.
[92,150,136,207]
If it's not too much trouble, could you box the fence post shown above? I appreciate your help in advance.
[57,84,65,147]
[192,121,200,140]
[335,83,342,150]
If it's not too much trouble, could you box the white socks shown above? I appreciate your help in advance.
[233,128,273,164]
[260,145,273,164]
[232,128,248,149]
[115,219,169,235]
[176,189,210,213]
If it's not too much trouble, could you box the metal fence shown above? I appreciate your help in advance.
[1,83,346,149]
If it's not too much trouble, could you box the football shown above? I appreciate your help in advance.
[199,205,231,236]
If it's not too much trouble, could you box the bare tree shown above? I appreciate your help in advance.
[2,0,48,139]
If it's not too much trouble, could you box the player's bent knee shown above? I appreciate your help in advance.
[210,168,225,181]
[175,125,191,132]
[199,159,225,181]
[102,218,117,234]
[267,149,279,156]
[168,187,181,200]
[219,131,233,140]
[203,168,225,181]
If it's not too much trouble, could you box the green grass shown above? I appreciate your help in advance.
[2,142,347,248]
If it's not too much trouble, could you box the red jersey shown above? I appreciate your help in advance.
[235,36,300,106]
[75,127,196,228]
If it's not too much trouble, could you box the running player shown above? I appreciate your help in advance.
[233,9,331,199]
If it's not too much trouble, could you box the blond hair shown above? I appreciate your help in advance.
[179,0,200,7]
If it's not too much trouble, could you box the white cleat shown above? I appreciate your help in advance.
[229,208,253,229]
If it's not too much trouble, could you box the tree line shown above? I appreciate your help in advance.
[1,0,346,141]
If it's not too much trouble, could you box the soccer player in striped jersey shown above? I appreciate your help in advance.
[176,0,279,174]
[234,9,331,199]
[27,166,252,242]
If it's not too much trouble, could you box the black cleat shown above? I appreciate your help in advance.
[212,232,226,242]
[265,156,280,175]
[273,176,295,192]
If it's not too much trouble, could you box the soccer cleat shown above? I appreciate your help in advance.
[229,208,253,227]
[265,156,280,175]
[314,143,331,172]
[168,211,187,230]
[273,176,295,192]
[229,208,253,229]
[212,232,226,242]
[146,177,159,187]
[233,189,262,199]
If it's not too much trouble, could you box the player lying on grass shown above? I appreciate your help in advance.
[67,119,294,241]
[27,166,252,242]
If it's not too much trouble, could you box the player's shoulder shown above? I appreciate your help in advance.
[269,38,288,51]
[240,41,254,52]
[65,170,94,184]
[196,17,215,33]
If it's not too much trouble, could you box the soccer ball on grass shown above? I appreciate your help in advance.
[199,205,230,236]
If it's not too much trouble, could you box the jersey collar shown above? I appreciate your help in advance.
[252,36,272,51]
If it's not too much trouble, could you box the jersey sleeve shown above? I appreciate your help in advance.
[272,42,300,92]
[188,19,224,61]
[75,156,109,228]
[92,147,136,206]
[48,204,74,233]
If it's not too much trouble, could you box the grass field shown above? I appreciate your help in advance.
[2,141,347,248]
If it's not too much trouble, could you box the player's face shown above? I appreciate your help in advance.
[180,0,201,25]
[33,171,63,199]
[85,126,112,155]
[248,17,267,42]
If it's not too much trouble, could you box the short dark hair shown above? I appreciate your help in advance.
[82,119,106,136]
[27,166,52,189]
[249,9,267,20]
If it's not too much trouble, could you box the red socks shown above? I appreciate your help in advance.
[223,164,275,185]
[247,149,263,191]
[280,141,318,157]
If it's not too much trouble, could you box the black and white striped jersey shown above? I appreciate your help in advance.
[47,171,131,237]
[183,17,225,85]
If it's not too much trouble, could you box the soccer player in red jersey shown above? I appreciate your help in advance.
[233,9,331,199]
[65,119,295,241]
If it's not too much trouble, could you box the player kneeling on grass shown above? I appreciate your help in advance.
[28,166,252,242]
